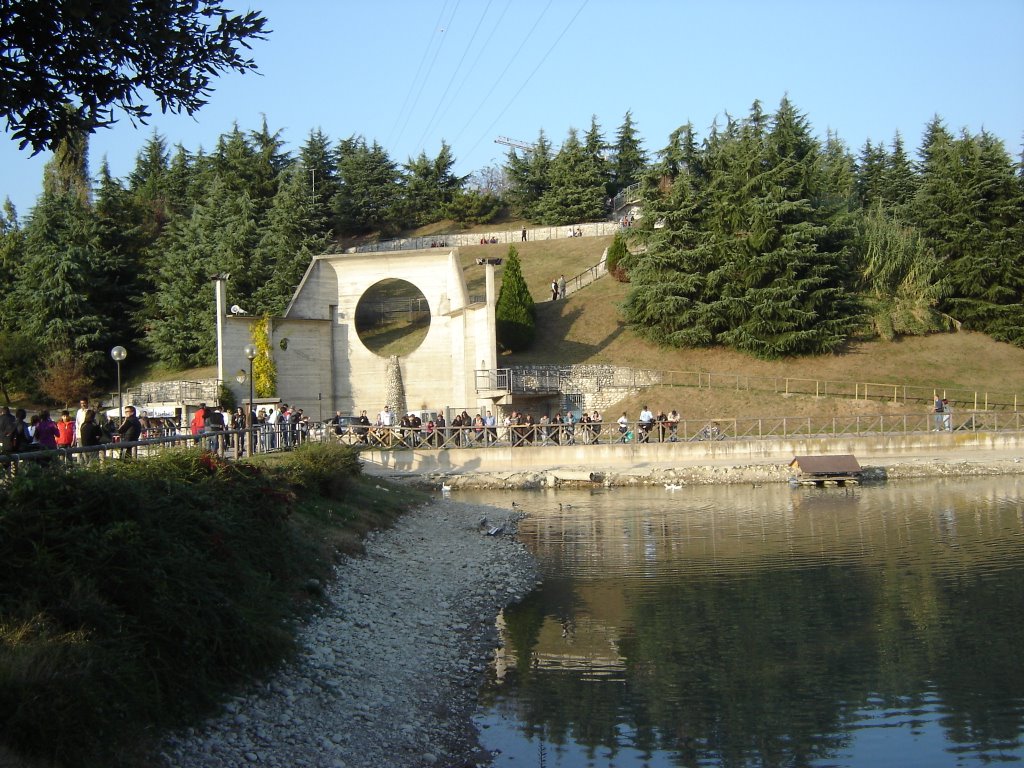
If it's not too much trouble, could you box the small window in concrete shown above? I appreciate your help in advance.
[355,279,431,357]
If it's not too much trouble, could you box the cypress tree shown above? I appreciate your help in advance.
[495,245,535,351]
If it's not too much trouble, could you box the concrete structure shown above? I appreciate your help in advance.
[216,248,498,420]
[358,430,1024,476]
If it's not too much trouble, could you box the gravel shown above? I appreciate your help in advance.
[158,498,538,768]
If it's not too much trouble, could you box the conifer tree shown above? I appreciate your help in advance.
[626,98,859,358]
[536,128,606,225]
[495,246,535,351]
[334,136,402,236]
[503,129,552,220]
[16,192,108,372]
[911,125,1024,344]
[610,110,648,196]
[252,163,331,315]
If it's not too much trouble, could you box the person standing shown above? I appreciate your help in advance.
[78,409,103,464]
[0,406,16,454]
[558,274,566,299]
[74,398,89,448]
[617,412,629,442]
[521,226,527,242]
[942,398,952,432]
[551,278,558,301]
[56,410,76,456]
[638,405,655,443]
[932,395,945,431]
[117,405,142,459]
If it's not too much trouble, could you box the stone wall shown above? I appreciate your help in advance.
[507,363,664,414]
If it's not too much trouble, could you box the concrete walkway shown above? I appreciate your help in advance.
[361,430,1024,486]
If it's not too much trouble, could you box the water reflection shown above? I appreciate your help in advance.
[464,477,1024,767]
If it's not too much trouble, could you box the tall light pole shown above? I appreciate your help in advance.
[110,346,127,418]
[244,344,257,455]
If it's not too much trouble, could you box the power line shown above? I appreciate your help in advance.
[463,0,589,164]
[385,0,452,150]
[448,0,554,150]
[391,0,463,154]
[413,0,498,156]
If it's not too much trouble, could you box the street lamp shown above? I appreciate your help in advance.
[243,348,258,456]
[110,346,127,418]
[243,344,257,428]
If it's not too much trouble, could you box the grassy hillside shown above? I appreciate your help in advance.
[464,235,1024,418]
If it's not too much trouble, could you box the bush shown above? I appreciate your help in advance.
[0,451,311,767]
[282,441,363,499]
[606,230,630,282]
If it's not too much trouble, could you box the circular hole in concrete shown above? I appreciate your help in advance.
[354,279,431,357]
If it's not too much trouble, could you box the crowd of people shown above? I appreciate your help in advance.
[324,404,710,448]
[0,399,148,463]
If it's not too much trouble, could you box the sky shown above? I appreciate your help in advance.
[2,0,1023,218]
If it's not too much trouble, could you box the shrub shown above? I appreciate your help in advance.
[606,230,630,282]
[0,452,307,767]
[282,441,363,499]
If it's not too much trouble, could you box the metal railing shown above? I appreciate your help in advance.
[5,410,1021,475]
[317,410,1024,451]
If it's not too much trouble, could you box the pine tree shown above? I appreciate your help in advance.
[402,141,465,227]
[610,110,648,196]
[626,98,859,358]
[334,136,402,236]
[503,129,552,220]
[536,128,606,225]
[17,192,108,372]
[495,246,535,351]
[911,124,1024,344]
[252,163,331,315]
[583,114,612,197]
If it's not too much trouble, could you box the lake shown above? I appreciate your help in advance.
[458,477,1024,767]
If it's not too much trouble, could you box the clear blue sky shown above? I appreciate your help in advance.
[2,0,1022,218]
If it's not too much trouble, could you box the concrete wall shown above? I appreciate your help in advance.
[359,431,1024,475]
[223,248,498,420]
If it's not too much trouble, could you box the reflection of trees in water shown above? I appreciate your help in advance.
[492,553,1024,765]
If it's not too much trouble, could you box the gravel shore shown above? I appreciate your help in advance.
[157,449,1024,768]
[158,498,538,768]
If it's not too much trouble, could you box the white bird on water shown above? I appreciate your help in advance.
[665,483,682,491]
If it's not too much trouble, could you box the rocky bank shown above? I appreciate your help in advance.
[158,498,538,768]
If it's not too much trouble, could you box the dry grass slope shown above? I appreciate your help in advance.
[473,236,1024,419]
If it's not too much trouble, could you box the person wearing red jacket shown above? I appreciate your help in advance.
[56,410,76,450]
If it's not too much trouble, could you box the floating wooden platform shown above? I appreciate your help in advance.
[789,454,862,487]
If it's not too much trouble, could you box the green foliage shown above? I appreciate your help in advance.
[443,188,502,225]
[860,204,951,340]
[605,231,630,282]
[0,445,373,768]
[536,128,607,225]
[281,441,363,498]
[0,1,269,153]
[625,98,861,359]
[611,110,648,195]
[909,124,1024,345]
[495,245,535,351]
[334,136,403,236]
[504,129,553,220]
[0,451,302,766]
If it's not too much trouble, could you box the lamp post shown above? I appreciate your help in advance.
[110,346,127,418]
[244,344,258,450]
